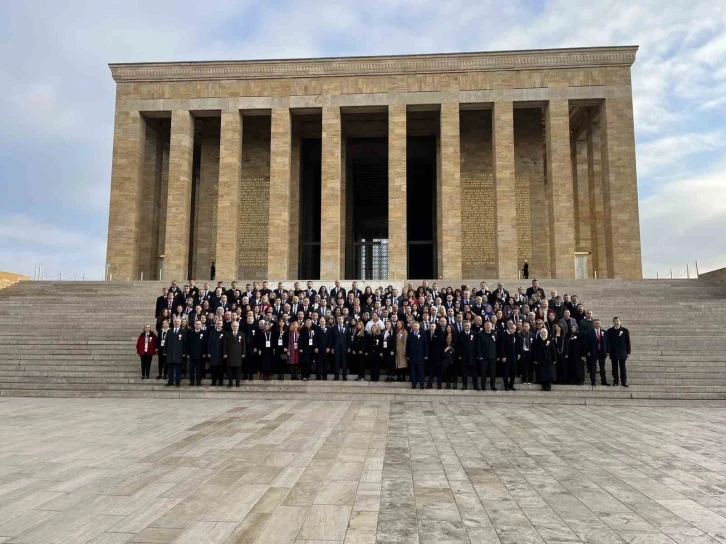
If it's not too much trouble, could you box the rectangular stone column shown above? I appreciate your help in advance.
[193,119,220,280]
[587,120,608,277]
[106,110,146,280]
[215,110,242,280]
[545,100,576,278]
[163,110,194,281]
[439,102,462,278]
[600,98,643,278]
[493,101,517,278]
[267,108,292,278]
[321,106,343,279]
[388,104,407,280]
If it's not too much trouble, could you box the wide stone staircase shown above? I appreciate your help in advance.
[0,279,724,406]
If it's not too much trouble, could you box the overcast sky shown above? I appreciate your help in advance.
[0,0,724,280]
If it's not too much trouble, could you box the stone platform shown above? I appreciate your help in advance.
[2,398,726,543]
[0,279,725,406]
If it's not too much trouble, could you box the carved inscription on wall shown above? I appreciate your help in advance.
[238,177,270,270]
[516,177,532,264]
[460,175,495,271]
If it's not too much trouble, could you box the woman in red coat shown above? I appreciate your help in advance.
[136,324,157,379]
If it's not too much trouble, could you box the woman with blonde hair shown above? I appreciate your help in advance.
[394,320,408,382]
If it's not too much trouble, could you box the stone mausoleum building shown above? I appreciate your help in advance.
[106,46,642,281]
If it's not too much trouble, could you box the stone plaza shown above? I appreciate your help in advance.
[2,398,726,543]
[106,46,642,282]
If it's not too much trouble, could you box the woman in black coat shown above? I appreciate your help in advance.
[534,328,555,391]
[274,318,288,380]
[257,321,276,381]
[565,324,586,385]
[365,324,383,382]
[382,321,396,381]
[350,322,366,381]
[552,323,566,383]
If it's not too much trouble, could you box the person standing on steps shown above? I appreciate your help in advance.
[476,320,498,391]
[207,318,227,386]
[587,319,610,386]
[164,317,186,388]
[606,317,630,387]
[186,320,206,387]
[210,261,215,281]
[225,321,245,387]
[498,320,518,391]
[298,318,316,382]
[331,315,350,381]
[406,321,428,390]
[522,259,529,279]
[455,321,478,391]
[534,328,555,391]
[136,324,156,380]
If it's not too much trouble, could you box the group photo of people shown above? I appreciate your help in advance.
[137,278,631,392]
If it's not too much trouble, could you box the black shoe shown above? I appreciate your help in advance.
[622,383,629,387]
[437,384,442,389]
[510,387,517,392]
[419,384,424,390]
[333,376,339,381]
[445,383,450,389]
[236,383,240,387]
[227,383,233,388]
[474,387,480,391]
[602,382,610,386]
[462,385,468,391]
[453,384,457,390]
[175,384,180,388]
[491,387,498,392]
[426,384,432,389]
[411,384,416,389]
[165,383,172,387]
[591,382,596,386]
[196,383,202,386]
[612,382,619,386]
[156,375,162,380]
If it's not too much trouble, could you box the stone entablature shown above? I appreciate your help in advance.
[110,47,637,82]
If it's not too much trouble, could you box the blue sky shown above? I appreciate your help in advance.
[0,0,724,279]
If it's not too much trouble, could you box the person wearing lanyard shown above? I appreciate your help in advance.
[136,324,157,380]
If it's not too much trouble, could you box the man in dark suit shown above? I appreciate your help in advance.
[426,322,444,389]
[586,319,609,386]
[606,317,630,387]
[330,280,346,300]
[164,317,186,387]
[525,279,545,300]
[316,317,332,380]
[455,321,478,391]
[206,318,227,386]
[155,288,169,318]
[274,282,287,300]
[226,321,246,387]
[186,320,207,386]
[349,281,362,301]
[488,283,509,306]
[331,316,350,380]
[406,321,428,390]
[298,319,316,381]
[477,320,498,391]
[498,321,518,391]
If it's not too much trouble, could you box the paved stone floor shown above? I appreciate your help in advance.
[2,400,726,543]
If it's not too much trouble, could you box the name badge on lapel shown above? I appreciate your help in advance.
[266,340,271,348]
[178,334,182,340]
[619,331,623,336]
[238,336,242,343]
[278,337,283,346]
[308,338,313,346]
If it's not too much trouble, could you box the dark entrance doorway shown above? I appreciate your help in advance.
[407,136,437,279]
[298,138,321,279]
[346,138,388,279]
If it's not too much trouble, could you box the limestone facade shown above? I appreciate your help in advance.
[106,46,643,281]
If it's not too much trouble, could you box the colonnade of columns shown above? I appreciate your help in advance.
[107,97,641,281]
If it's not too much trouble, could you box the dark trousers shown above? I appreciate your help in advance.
[334,350,348,378]
[427,359,443,387]
[189,358,204,384]
[301,355,313,379]
[574,356,585,384]
[227,366,240,386]
[242,356,254,380]
[461,358,479,389]
[480,357,496,389]
[588,356,608,385]
[520,351,533,383]
[611,358,627,385]
[503,361,515,389]
[167,362,181,385]
[315,352,327,379]
[369,356,380,382]
[356,352,366,379]
[158,353,167,378]
[410,363,424,386]
[140,355,152,378]
[211,366,224,385]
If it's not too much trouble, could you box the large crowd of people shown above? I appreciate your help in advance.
[137,279,631,391]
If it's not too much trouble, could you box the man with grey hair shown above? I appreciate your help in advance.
[164,317,186,387]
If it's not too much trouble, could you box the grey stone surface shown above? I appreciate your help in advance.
[1,399,726,542]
